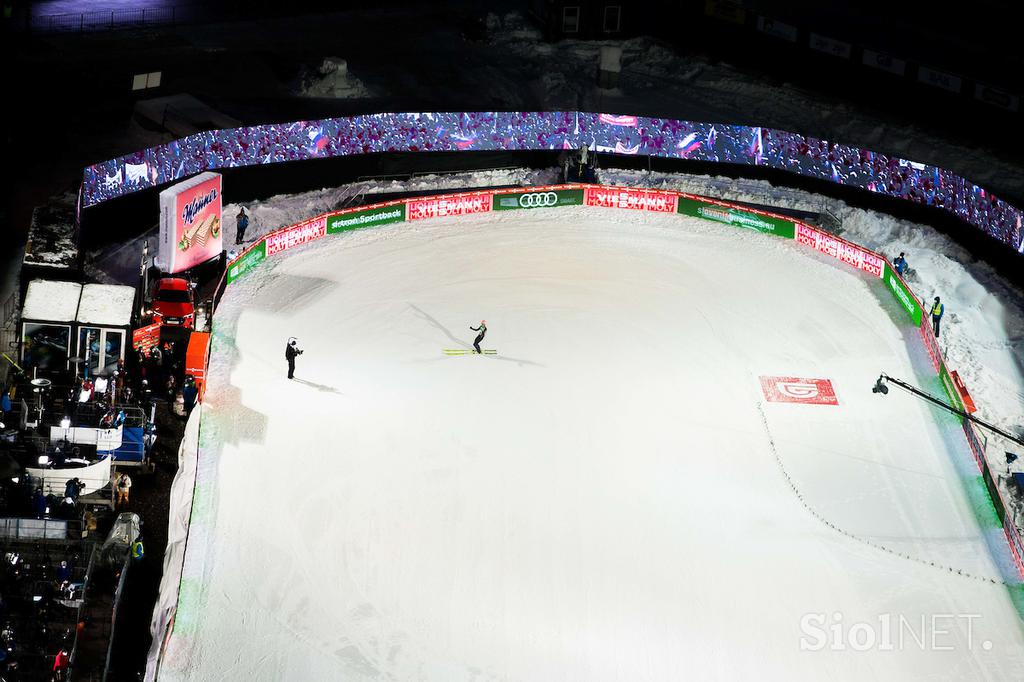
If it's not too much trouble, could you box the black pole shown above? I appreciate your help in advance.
[877,373,1024,447]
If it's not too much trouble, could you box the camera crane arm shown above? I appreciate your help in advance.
[874,373,1024,448]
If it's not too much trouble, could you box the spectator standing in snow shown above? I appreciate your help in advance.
[930,296,945,337]
[285,338,303,379]
[116,472,132,507]
[470,320,487,354]
[182,375,199,414]
[893,252,908,276]
[236,207,250,244]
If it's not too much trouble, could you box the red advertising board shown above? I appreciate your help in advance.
[759,376,839,405]
[265,216,327,256]
[159,172,223,274]
[406,193,493,221]
[186,331,210,398]
[794,224,884,277]
[950,370,978,413]
[584,186,678,213]
[132,323,162,353]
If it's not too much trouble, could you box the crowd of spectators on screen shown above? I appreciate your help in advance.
[81,112,1022,251]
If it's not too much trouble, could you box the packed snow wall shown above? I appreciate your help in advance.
[79,112,1024,258]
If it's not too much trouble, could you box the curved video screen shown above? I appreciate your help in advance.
[81,112,1023,254]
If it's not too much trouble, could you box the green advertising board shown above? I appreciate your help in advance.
[327,204,406,234]
[226,240,267,285]
[882,262,923,326]
[678,198,795,238]
[493,188,585,211]
[939,363,965,416]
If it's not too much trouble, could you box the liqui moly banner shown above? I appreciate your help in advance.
[584,186,678,213]
[265,216,327,256]
[158,172,223,274]
[794,224,884,277]
[406,193,493,221]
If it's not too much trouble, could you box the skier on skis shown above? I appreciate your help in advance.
[285,337,303,379]
[470,320,487,354]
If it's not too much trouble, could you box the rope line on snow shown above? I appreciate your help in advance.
[754,401,1010,587]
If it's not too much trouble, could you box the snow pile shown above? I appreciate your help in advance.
[21,280,82,322]
[77,283,136,327]
[297,57,372,99]
[222,167,559,249]
[25,192,78,269]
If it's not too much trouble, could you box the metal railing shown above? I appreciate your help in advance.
[29,6,177,33]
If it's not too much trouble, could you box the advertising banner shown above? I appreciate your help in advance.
[794,224,885,277]
[759,376,839,405]
[809,33,851,59]
[226,240,267,285]
[132,322,162,353]
[882,262,923,325]
[158,172,223,274]
[406,193,492,221]
[584,186,678,213]
[327,204,406,233]
[918,66,963,94]
[265,216,327,256]
[678,198,795,238]
[493,188,585,211]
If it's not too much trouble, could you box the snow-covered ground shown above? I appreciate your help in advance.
[159,205,1024,681]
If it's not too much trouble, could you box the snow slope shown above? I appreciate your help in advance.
[159,207,1024,681]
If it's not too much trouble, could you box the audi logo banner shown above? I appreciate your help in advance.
[493,189,584,211]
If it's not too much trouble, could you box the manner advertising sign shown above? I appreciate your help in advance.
[493,189,585,211]
[795,224,884,277]
[327,204,406,233]
[158,172,223,274]
[584,186,678,213]
[760,376,839,405]
[406,193,492,221]
[679,198,795,238]
[265,216,327,256]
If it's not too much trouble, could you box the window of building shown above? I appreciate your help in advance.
[603,5,621,33]
[562,6,580,33]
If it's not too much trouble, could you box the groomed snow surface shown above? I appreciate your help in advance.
[163,207,1024,680]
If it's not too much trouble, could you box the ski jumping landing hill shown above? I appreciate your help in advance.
[164,207,1024,681]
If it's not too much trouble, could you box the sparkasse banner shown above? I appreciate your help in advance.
[584,186,678,212]
[265,216,327,256]
[493,188,585,211]
[327,204,406,233]
[158,172,223,274]
[406,193,492,221]
[678,198,795,238]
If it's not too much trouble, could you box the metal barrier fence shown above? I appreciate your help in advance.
[29,7,178,33]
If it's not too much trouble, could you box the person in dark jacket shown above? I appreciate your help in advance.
[285,338,303,379]
[893,252,908,276]
[182,375,199,414]
[236,207,250,244]
[931,296,944,337]
[470,320,487,354]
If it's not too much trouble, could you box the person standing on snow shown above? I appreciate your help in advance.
[236,207,250,244]
[470,320,487,354]
[285,338,303,379]
[930,296,944,338]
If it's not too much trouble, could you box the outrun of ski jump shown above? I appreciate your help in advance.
[157,204,1024,681]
